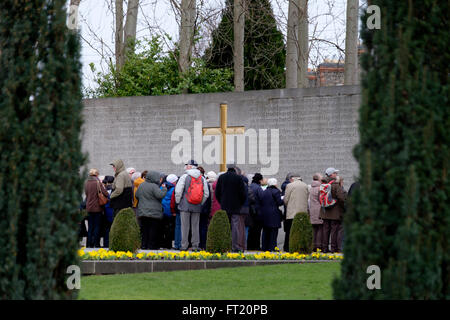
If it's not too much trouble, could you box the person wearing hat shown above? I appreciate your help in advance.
[215,163,247,252]
[135,171,167,250]
[325,167,339,182]
[109,159,133,218]
[175,160,210,251]
[283,173,309,252]
[160,174,178,249]
[320,168,347,253]
[247,173,264,250]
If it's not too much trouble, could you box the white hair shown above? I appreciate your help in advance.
[206,171,218,182]
[131,172,141,182]
[267,178,278,187]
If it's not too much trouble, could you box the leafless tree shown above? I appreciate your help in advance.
[285,0,299,88]
[297,0,308,88]
[68,0,82,30]
[178,0,196,75]
[115,0,139,72]
[344,0,358,85]
[234,0,245,91]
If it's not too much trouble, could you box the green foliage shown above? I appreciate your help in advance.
[206,210,232,253]
[289,212,313,254]
[109,208,141,253]
[87,37,233,98]
[333,0,450,299]
[205,0,286,90]
[0,0,85,299]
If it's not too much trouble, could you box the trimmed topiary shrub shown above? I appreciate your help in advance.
[206,210,232,253]
[289,212,313,254]
[109,208,141,252]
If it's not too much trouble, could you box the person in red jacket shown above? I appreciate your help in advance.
[84,168,109,248]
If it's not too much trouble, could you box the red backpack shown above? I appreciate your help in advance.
[185,176,204,205]
[319,180,337,208]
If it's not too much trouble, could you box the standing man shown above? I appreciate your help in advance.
[320,168,347,253]
[109,159,133,218]
[309,173,324,251]
[248,173,264,250]
[215,164,247,252]
[175,160,209,251]
[283,173,309,252]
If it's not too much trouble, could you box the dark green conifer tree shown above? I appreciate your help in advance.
[205,0,286,90]
[333,0,449,299]
[0,1,85,299]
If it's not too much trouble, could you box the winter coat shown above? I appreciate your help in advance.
[133,177,145,208]
[239,176,251,215]
[308,180,323,225]
[104,190,114,223]
[281,179,290,196]
[135,171,167,219]
[319,180,347,220]
[215,168,246,215]
[210,180,221,217]
[249,182,264,216]
[162,181,176,217]
[84,176,109,213]
[259,185,284,228]
[201,183,212,217]
[110,159,133,210]
[283,178,309,220]
[175,168,209,213]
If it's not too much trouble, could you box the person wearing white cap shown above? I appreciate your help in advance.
[325,167,339,181]
[161,174,179,249]
[126,167,136,178]
[175,160,210,251]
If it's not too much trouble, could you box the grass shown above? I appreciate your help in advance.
[78,262,341,300]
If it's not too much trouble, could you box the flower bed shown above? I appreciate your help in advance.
[78,248,343,261]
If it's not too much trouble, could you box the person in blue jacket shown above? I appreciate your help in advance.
[259,178,284,252]
[160,174,178,249]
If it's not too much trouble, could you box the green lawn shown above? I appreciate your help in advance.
[78,262,341,300]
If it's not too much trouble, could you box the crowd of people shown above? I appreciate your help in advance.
[81,159,358,253]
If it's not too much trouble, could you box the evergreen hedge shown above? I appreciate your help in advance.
[109,208,141,253]
[0,1,84,299]
[206,210,232,253]
[289,212,313,254]
[205,0,286,90]
[333,0,449,299]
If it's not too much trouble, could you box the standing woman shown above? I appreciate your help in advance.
[135,171,167,250]
[260,178,284,251]
[85,168,109,248]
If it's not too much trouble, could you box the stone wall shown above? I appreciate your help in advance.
[82,85,360,189]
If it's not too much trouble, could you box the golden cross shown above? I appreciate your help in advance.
[202,103,245,172]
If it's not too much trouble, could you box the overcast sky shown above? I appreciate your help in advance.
[72,0,361,94]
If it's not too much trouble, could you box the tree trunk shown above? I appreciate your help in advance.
[178,0,196,75]
[115,0,124,72]
[233,0,245,92]
[344,0,359,85]
[297,0,308,88]
[67,0,81,30]
[285,0,298,88]
[123,0,139,58]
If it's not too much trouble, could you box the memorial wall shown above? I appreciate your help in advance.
[82,85,361,189]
